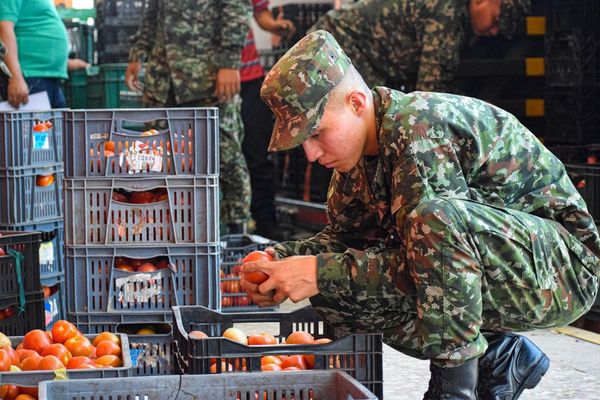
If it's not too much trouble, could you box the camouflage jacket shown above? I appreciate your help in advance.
[129,0,251,104]
[310,0,471,92]
[274,87,600,305]
[0,40,5,62]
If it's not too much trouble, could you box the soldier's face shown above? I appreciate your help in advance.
[469,0,501,36]
[302,98,368,172]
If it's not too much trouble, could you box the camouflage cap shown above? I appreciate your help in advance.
[260,30,352,152]
[498,0,532,38]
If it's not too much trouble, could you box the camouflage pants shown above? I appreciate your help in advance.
[311,198,598,367]
[145,94,251,227]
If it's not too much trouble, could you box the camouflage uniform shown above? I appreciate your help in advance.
[261,31,600,367]
[309,0,530,92]
[129,0,252,228]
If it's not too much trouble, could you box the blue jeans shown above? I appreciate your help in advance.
[25,77,67,108]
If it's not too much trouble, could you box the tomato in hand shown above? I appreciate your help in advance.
[241,251,273,284]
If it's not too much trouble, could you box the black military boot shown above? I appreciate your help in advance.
[423,358,478,400]
[478,332,550,400]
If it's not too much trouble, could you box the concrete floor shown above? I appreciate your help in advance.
[382,329,600,399]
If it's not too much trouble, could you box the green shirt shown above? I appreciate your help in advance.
[0,0,68,79]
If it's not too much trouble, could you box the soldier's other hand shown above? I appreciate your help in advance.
[7,75,28,108]
[215,68,240,103]
[241,255,319,304]
[125,61,144,93]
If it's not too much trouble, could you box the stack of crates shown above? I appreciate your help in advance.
[544,0,600,144]
[95,0,147,64]
[63,108,220,375]
[0,111,66,331]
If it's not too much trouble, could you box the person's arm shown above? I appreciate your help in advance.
[126,0,159,91]
[214,0,251,102]
[0,20,28,107]
[415,3,466,92]
[254,8,295,38]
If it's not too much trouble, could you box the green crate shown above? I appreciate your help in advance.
[64,67,98,109]
[87,64,129,108]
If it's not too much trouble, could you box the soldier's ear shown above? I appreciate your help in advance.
[348,90,367,115]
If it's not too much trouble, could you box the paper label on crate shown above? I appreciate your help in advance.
[129,349,143,367]
[39,241,55,265]
[111,270,167,309]
[33,131,49,150]
[123,140,164,173]
[90,132,109,140]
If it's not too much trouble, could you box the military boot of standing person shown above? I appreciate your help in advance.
[477,332,550,400]
[423,358,479,399]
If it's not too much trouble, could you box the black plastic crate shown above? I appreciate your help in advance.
[96,0,147,27]
[545,86,600,144]
[0,164,64,225]
[68,311,174,376]
[564,164,600,222]
[0,111,63,170]
[0,291,45,336]
[0,231,42,303]
[0,219,64,286]
[220,234,275,311]
[65,244,220,313]
[545,0,600,34]
[172,305,383,399]
[39,371,378,400]
[64,108,219,178]
[0,333,132,387]
[545,33,600,87]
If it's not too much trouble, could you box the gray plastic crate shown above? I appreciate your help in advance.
[65,244,220,313]
[0,231,42,303]
[0,333,131,387]
[40,371,377,400]
[44,280,66,328]
[67,311,175,376]
[0,219,64,286]
[220,234,276,311]
[65,108,219,178]
[64,176,218,246]
[0,111,63,170]
[0,165,64,225]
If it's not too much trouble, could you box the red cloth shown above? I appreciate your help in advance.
[240,0,268,82]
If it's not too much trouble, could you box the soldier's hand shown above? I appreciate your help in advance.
[215,68,240,103]
[125,61,144,93]
[7,75,28,108]
[241,255,319,304]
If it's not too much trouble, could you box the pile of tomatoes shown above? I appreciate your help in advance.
[0,321,124,399]
[189,328,332,373]
[113,257,171,273]
[220,251,273,308]
[111,188,169,204]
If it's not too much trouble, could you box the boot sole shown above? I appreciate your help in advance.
[513,353,550,399]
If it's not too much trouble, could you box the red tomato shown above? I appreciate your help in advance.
[137,262,157,272]
[42,343,72,366]
[17,386,38,397]
[38,355,65,370]
[241,251,273,284]
[15,349,38,362]
[51,320,79,344]
[248,333,277,346]
[129,191,156,204]
[261,363,282,371]
[64,335,93,358]
[0,349,11,371]
[95,341,121,358]
[15,393,36,400]
[92,332,120,347]
[35,174,55,187]
[111,191,129,203]
[22,329,53,354]
[94,355,122,367]
[0,385,20,400]
[67,356,96,369]
[0,346,18,367]
[285,331,314,345]
[189,330,208,339]
[19,354,43,371]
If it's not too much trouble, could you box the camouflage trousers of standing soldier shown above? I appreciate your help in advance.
[144,94,251,227]
[310,198,599,367]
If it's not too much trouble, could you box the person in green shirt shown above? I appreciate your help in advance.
[0,0,87,108]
